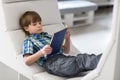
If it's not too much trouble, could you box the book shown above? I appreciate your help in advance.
[47,28,67,57]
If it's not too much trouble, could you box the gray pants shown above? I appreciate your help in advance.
[43,53,102,77]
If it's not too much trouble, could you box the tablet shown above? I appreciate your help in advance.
[48,28,67,57]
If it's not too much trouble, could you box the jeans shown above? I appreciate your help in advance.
[43,53,102,77]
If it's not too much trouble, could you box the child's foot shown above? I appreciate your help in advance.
[97,53,102,62]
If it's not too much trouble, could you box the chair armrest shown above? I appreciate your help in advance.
[0,32,45,80]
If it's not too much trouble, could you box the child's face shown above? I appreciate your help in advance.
[24,21,42,34]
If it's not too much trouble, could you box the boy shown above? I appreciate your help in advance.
[19,11,102,77]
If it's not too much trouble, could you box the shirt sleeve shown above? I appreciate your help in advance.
[23,39,33,56]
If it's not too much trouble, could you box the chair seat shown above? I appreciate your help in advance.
[33,71,90,80]
[33,72,66,80]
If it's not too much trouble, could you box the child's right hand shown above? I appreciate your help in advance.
[41,45,52,55]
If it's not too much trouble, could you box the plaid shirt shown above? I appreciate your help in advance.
[23,32,64,66]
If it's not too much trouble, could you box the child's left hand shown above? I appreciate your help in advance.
[64,29,71,40]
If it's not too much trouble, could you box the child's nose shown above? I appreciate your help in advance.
[37,23,41,26]
[37,23,42,28]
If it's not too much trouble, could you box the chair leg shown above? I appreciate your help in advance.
[86,11,94,24]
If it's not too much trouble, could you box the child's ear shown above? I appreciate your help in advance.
[24,26,29,31]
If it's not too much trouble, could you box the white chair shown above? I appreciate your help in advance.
[0,0,114,80]
[0,0,79,80]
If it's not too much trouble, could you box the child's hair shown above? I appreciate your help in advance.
[19,11,42,36]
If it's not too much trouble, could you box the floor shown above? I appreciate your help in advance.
[70,6,113,55]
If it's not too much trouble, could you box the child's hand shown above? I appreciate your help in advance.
[41,45,52,55]
[64,29,71,40]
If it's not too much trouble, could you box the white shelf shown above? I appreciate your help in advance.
[61,11,94,27]
[58,0,97,27]
[74,17,88,21]
[87,0,114,6]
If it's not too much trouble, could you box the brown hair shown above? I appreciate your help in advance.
[19,11,42,36]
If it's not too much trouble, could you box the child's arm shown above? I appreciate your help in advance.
[24,45,52,66]
[63,29,71,54]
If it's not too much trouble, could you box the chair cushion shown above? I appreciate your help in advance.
[43,24,66,35]
[8,30,25,54]
[1,0,61,31]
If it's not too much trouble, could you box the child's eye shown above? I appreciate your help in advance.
[33,23,37,26]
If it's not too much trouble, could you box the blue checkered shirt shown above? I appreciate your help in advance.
[23,32,64,66]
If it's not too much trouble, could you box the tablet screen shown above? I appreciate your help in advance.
[48,28,67,57]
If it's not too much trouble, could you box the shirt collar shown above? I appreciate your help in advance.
[30,32,43,39]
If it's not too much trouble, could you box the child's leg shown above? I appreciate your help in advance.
[76,53,102,71]
[44,53,102,77]
[44,54,80,77]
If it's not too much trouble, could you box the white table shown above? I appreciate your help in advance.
[58,0,98,27]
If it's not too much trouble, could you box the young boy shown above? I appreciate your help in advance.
[19,11,102,77]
